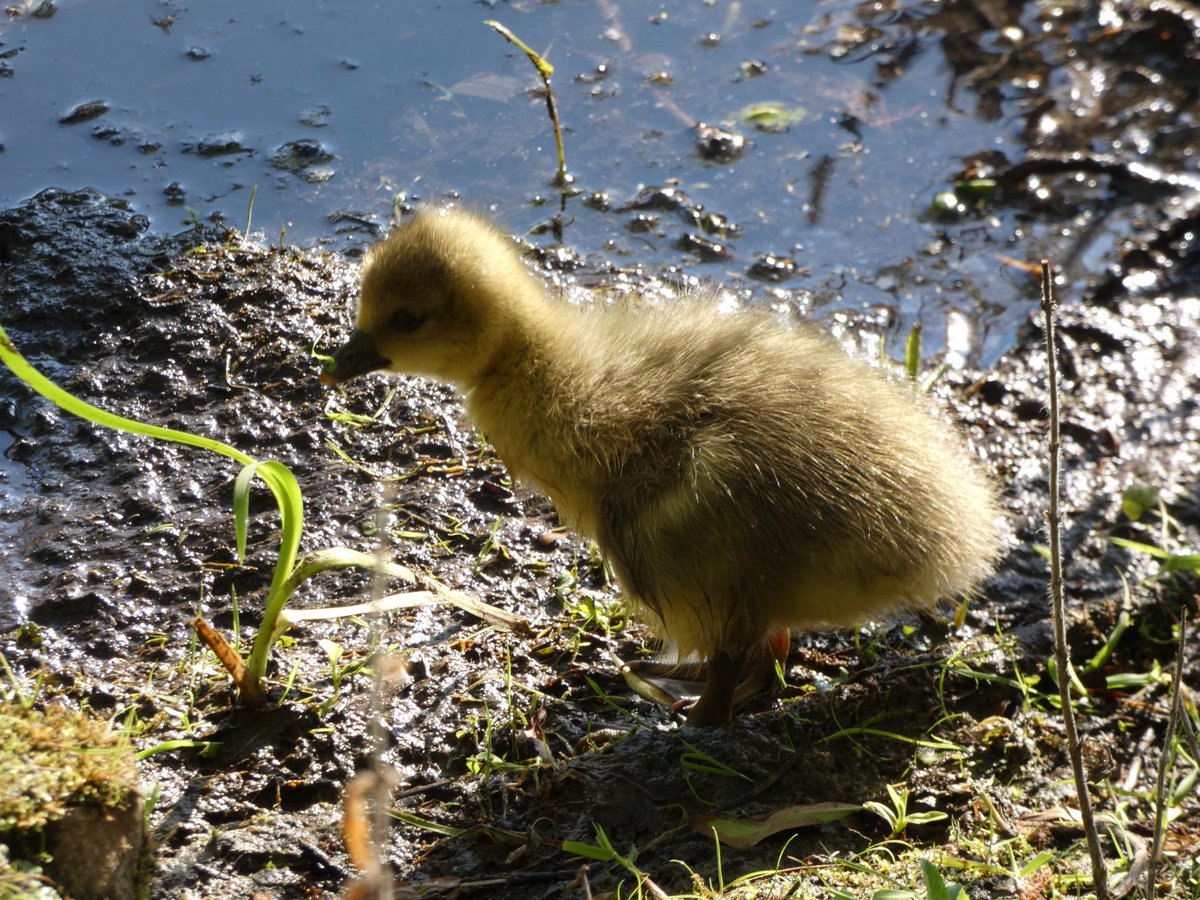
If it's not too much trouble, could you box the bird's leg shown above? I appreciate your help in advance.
[730,628,790,709]
[682,649,741,726]
[620,628,791,725]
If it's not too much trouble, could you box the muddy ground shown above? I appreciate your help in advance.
[0,181,1196,896]
[4,0,1200,896]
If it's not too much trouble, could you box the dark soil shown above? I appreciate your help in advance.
[1,181,1197,897]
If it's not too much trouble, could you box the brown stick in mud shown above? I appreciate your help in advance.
[1041,260,1110,900]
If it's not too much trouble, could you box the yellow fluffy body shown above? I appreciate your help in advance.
[330,209,1003,720]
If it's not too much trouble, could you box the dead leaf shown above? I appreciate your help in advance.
[691,802,861,848]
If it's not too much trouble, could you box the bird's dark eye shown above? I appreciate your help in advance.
[389,309,426,333]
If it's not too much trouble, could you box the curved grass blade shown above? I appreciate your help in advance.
[1,325,303,691]
[0,325,254,466]
[238,460,305,681]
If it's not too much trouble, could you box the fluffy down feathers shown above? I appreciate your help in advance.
[322,209,1002,724]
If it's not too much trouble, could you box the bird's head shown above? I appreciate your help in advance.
[320,209,536,389]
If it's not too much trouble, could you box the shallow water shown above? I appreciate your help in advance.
[3,0,1055,360]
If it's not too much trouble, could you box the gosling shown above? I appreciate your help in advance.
[319,209,1002,726]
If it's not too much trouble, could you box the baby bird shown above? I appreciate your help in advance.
[320,209,1002,726]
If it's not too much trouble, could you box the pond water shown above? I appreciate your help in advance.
[2,0,1058,364]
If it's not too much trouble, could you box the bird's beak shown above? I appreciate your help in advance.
[319,329,391,387]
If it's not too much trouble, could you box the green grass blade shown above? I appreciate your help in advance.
[562,840,615,861]
[2,324,305,687]
[905,323,922,379]
[233,463,257,562]
[0,325,254,467]
[1163,553,1200,573]
[1109,536,1173,559]
[245,460,305,681]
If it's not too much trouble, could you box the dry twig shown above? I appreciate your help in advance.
[1041,260,1110,899]
[1147,616,1189,898]
[485,20,569,186]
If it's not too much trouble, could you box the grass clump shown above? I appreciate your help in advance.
[0,322,304,699]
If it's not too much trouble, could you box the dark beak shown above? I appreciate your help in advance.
[319,329,391,387]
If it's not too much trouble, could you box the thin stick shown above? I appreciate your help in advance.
[366,487,398,900]
[1041,260,1110,899]
[277,585,529,634]
[485,20,569,186]
[243,184,257,245]
[192,616,266,706]
[1147,615,1188,898]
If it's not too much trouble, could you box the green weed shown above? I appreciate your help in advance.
[862,784,949,839]
[564,823,661,900]
[0,324,422,703]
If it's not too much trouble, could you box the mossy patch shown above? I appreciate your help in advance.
[0,702,138,835]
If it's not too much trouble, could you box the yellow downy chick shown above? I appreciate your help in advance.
[320,209,1002,726]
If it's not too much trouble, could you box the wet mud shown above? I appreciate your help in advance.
[0,181,1196,896]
